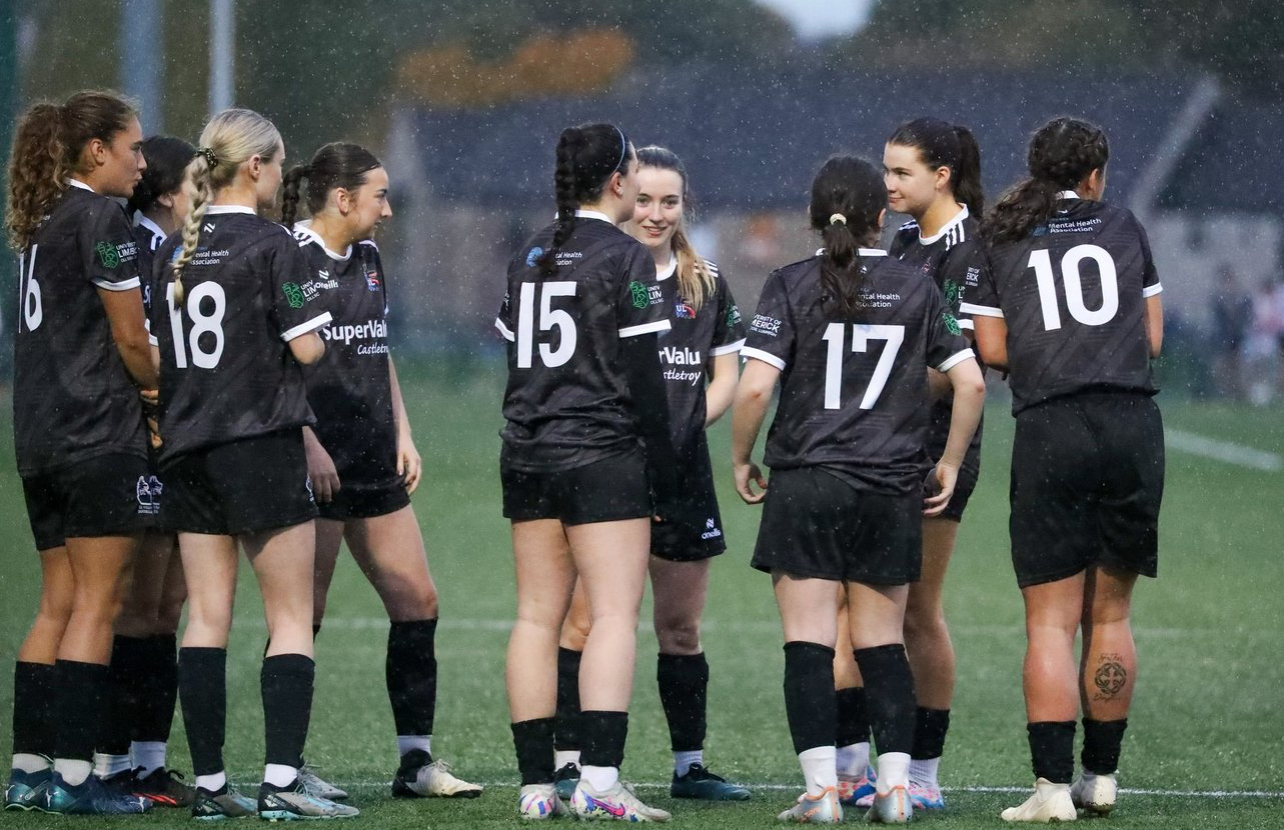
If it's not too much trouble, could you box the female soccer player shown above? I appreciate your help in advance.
[551,146,750,803]
[91,135,198,809]
[496,122,678,822]
[149,108,356,821]
[852,116,987,810]
[733,156,985,824]
[966,117,1164,822]
[4,90,156,816]
[280,142,481,800]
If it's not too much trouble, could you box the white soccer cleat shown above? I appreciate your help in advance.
[392,756,483,799]
[570,779,671,822]
[866,785,913,823]
[518,784,567,820]
[1070,772,1116,815]
[296,763,348,801]
[776,787,843,823]
[1001,778,1077,823]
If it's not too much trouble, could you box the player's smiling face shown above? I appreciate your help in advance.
[883,142,941,219]
[627,167,684,252]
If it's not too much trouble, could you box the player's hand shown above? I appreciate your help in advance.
[734,460,768,504]
[397,431,422,495]
[304,436,341,503]
[140,388,162,449]
[923,461,957,516]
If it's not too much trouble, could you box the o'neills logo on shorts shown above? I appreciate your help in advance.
[701,517,722,540]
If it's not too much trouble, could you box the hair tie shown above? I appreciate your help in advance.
[198,147,219,169]
[829,213,847,226]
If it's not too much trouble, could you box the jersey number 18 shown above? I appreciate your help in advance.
[166,282,226,369]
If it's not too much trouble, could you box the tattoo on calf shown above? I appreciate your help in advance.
[1092,652,1128,699]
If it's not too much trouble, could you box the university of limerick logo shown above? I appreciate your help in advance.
[282,282,305,309]
[629,280,649,309]
[96,240,120,269]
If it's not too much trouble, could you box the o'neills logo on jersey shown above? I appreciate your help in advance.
[324,318,388,346]
[701,517,722,540]
[302,273,339,301]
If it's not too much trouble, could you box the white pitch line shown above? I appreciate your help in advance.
[1166,428,1282,472]
[278,779,1283,799]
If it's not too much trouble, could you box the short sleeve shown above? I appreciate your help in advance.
[958,246,1003,319]
[616,243,670,338]
[941,240,990,332]
[495,288,515,342]
[709,271,747,355]
[82,202,142,292]
[268,232,332,341]
[741,269,794,371]
[1135,216,1163,298]
[924,285,975,372]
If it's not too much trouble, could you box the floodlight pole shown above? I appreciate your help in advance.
[208,0,234,115]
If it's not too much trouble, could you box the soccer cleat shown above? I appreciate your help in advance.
[5,767,52,811]
[297,764,348,801]
[838,766,877,807]
[43,771,152,814]
[908,780,945,811]
[192,785,258,819]
[570,778,671,822]
[1070,772,1116,815]
[776,787,842,823]
[671,763,751,800]
[866,785,912,823]
[1000,778,1077,823]
[553,762,580,802]
[518,783,567,820]
[390,750,483,798]
[133,766,197,807]
[257,779,359,820]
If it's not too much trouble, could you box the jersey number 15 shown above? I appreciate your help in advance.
[516,281,577,368]
[821,323,905,410]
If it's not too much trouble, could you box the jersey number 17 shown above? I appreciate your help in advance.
[821,323,905,410]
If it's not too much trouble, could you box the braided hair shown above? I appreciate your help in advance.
[982,117,1109,244]
[280,142,382,230]
[809,156,886,320]
[538,122,633,276]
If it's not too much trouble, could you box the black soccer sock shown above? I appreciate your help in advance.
[261,654,315,768]
[580,710,629,769]
[554,647,583,753]
[783,641,836,754]
[835,686,870,747]
[386,618,438,742]
[103,635,148,756]
[1081,718,1128,775]
[312,623,321,640]
[178,647,227,776]
[53,660,110,763]
[135,634,179,743]
[657,652,708,753]
[12,661,56,757]
[853,645,917,755]
[1027,721,1076,783]
[912,707,951,760]
[512,718,555,785]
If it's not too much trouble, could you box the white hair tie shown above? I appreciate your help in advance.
[829,213,847,226]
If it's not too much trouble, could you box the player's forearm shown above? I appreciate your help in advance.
[939,359,986,469]
[389,358,412,438]
[730,377,771,466]
[704,357,738,426]
[117,338,160,389]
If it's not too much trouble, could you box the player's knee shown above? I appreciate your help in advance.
[655,616,701,655]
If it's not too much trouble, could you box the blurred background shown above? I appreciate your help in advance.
[2,0,1283,403]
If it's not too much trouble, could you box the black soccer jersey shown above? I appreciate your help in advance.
[655,258,746,454]
[742,250,974,495]
[293,223,398,486]
[960,194,1162,414]
[133,212,167,336]
[149,206,333,461]
[13,180,148,475]
[889,206,988,458]
[496,210,671,472]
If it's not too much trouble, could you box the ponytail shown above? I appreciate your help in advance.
[809,156,886,320]
[280,164,311,230]
[538,122,633,277]
[886,117,984,217]
[280,142,382,231]
[983,117,1109,244]
[635,145,715,310]
[952,125,984,216]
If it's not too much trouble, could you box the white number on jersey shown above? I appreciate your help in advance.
[1030,243,1119,331]
[166,282,227,369]
[18,247,42,332]
[821,323,905,410]
[516,281,578,368]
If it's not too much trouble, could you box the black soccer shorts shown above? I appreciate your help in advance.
[22,453,151,550]
[651,433,727,562]
[502,450,653,526]
[1009,391,1164,588]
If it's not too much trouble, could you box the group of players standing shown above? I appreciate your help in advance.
[1,88,1163,826]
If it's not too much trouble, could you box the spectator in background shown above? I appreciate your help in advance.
[1209,265,1253,400]
[1245,278,1283,405]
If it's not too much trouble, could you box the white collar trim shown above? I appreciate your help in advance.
[917,203,969,245]
[67,178,94,192]
[1059,190,1081,200]
[655,257,677,281]
[574,209,614,224]
[133,212,167,242]
[294,220,352,261]
[205,205,257,216]
[815,248,888,257]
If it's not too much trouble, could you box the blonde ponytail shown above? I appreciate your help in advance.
[671,225,715,312]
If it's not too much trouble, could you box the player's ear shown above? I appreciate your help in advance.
[608,170,625,198]
[935,164,951,193]
[877,208,886,233]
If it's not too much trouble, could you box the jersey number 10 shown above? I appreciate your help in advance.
[1029,243,1119,331]
[517,281,577,368]
[166,282,227,369]
[821,323,905,410]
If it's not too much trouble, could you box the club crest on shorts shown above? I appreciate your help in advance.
[136,475,163,515]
